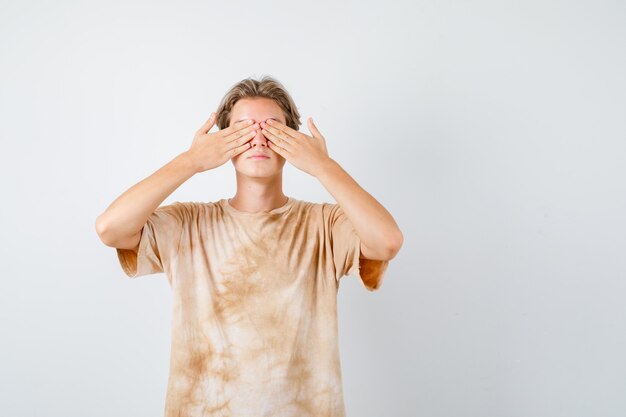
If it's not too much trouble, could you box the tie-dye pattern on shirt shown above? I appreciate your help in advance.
[116,197,390,417]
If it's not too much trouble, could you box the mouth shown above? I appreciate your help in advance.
[248,155,270,159]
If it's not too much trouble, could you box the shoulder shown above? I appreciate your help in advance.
[290,199,344,225]
[293,198,338,209]
[290,198,335,213]
[153,200,220,220]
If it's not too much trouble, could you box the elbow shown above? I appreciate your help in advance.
[95,215,115,247]
[95,214,106,237]
[386,230,404,260]
[96,214,143,250]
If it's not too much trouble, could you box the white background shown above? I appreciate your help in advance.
[1,0,625,416]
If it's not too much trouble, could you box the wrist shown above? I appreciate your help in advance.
[314,157,339,180]
[174,151,199,177]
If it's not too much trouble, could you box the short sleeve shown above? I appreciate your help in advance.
[324,203,390,292]
[116,202,189,278]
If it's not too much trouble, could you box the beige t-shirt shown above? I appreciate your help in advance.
[116,196,390,417]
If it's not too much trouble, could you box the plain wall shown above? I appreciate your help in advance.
[0,0,624,416]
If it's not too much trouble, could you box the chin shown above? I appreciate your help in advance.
[231,162,275,175]
[231,156,285,173]
[238,170,282,180]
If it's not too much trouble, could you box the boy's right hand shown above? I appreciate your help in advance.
[185,112,259,174]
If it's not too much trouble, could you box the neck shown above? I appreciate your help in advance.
[229,172,288,214]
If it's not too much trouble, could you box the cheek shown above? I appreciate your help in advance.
[230,152,246,165]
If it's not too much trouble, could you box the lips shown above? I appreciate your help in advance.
[248,154,270,159]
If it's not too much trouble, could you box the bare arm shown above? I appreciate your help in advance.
[95,152,197,249]
[316,159,404,261]
[258,117,403,261]
[95,113,260,250]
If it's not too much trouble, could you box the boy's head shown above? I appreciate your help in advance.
[215,76,301,178]
[215,75,301,131]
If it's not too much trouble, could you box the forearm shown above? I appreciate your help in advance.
[316,158,403,256]
[95,151,197,245]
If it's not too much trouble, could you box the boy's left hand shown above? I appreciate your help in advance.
[260,117,332,177]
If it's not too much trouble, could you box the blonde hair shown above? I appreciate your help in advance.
[215,75,302,131]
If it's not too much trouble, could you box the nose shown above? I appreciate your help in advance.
[249,125,269,148]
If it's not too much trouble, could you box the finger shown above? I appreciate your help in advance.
[308,117,327,153]
[262,124,294,145]
[307,117,324,140]
[262,127,294,152]
[230,141,252,157]
[265,119,301,140]
[267,139,288,157]
[225,123,259,143]
[219,119,255,137]
[197,112,217,135]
